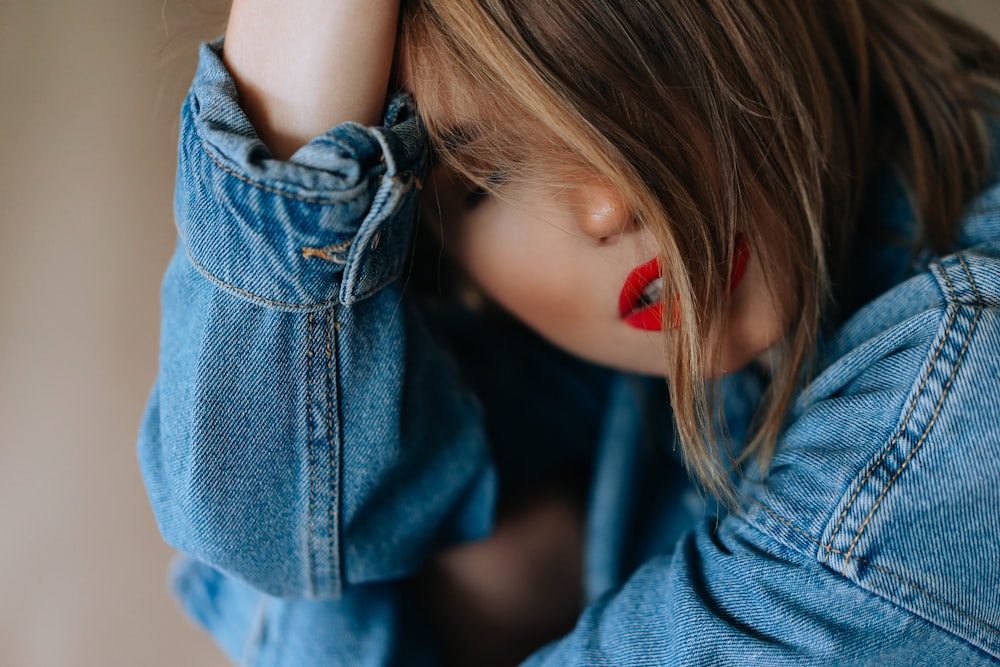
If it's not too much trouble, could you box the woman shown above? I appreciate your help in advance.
[140,0,1000,663]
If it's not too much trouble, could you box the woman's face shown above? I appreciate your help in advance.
[405,51,785,378]
[424,163,677,376]
[422,153,788,378]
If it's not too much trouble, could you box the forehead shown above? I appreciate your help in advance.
[411,76,575,178]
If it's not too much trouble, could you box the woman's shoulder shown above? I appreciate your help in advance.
[744,183,1000,658]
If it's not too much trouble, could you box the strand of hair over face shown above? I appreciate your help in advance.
[402,0,1000,507]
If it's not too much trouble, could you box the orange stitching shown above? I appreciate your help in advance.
[302,240,352,263]
[843,280,981,570]
[823,303,958,562]
[184,245,340,310]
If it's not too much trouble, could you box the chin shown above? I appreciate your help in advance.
[568,345,670,378]
[529,322,671,377]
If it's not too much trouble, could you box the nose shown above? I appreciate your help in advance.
[574,182,632,244]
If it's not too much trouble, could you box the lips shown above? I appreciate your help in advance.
[618,236,751,332]
[729,235,750,292]
[619,256,666,330]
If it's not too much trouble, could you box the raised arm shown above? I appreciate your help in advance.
[139,0,496,605]
[223,0,399,158]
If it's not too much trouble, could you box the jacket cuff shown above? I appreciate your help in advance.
[175,40,427,310]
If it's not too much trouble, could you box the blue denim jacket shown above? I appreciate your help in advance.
[139,42,1000,665]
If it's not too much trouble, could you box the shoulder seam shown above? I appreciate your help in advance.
[839,266,982,572]
[821,303,958,563]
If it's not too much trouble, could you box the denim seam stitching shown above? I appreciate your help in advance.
[822,303,958,564]
[755,501,1000,635]
[325,311,337,591]
[203,141,359,205]
[957,253,985,307]
[842,261,980,571]
[306,312,318,593]
[184,245,340,310]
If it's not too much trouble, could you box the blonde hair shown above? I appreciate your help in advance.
[401,0,1000,505]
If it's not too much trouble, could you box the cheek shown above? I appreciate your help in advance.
[439,199,672,376]
[449,208,586,327]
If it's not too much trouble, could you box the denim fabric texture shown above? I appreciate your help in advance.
[139,42,1000,665]
[139,41,496,603]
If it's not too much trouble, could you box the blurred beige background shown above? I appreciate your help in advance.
[0,1,998,666]
[0,2,227,665]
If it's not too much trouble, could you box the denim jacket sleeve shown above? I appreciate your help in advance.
[138,41,495,599]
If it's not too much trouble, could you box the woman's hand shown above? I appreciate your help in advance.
[223,0,400,159]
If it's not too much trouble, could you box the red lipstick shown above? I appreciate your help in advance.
[729,235,750,292]
[619,237,751,332]
[619,256,666,330]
